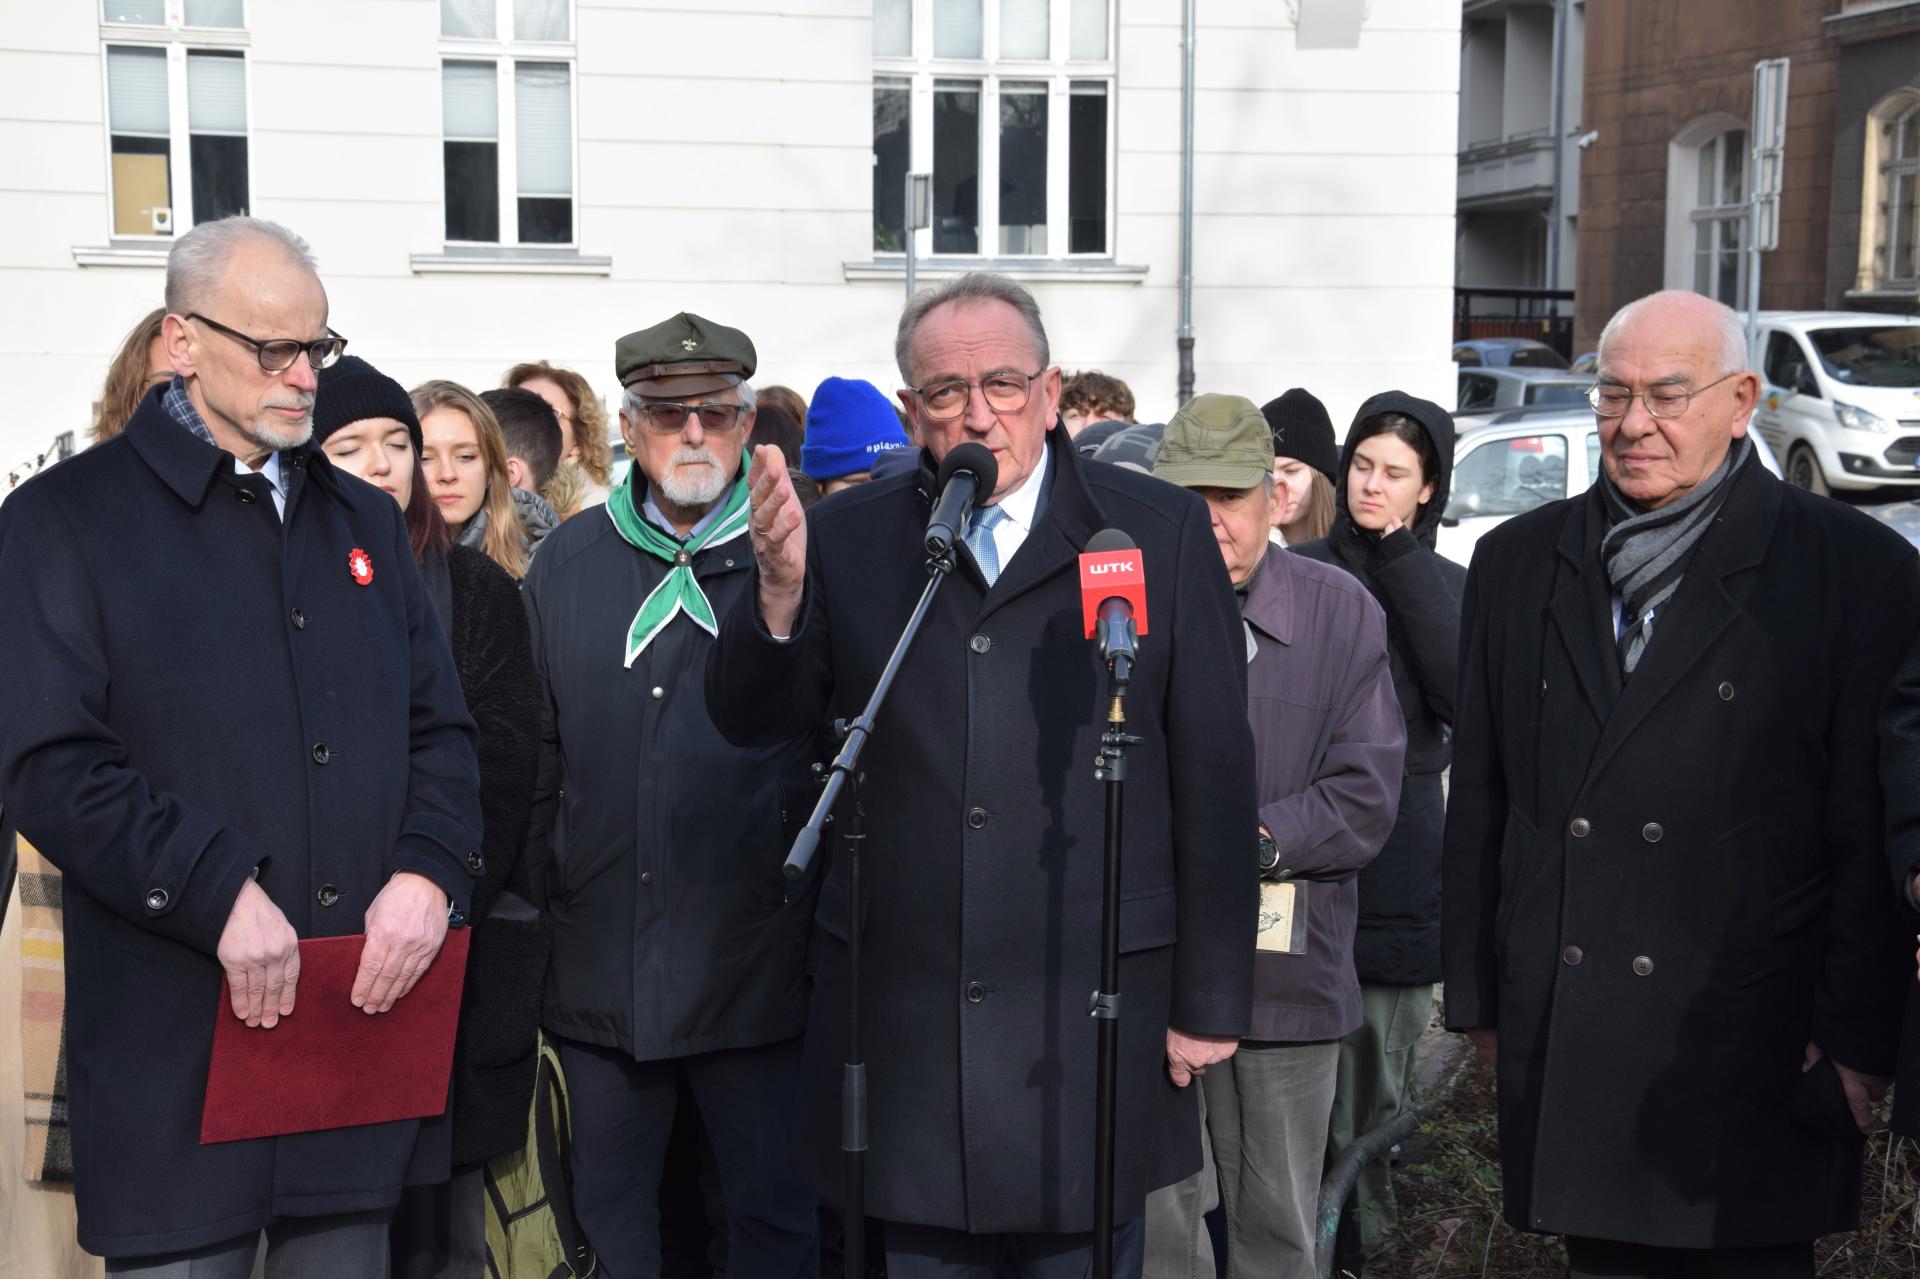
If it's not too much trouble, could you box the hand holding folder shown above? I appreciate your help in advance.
[201,928,470,1144]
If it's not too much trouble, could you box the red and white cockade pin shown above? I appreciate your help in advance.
[348,547,374,586]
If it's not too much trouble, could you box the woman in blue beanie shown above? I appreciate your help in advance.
[799,376,910,495]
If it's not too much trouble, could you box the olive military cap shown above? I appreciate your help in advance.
[1153,393,1275,490]
[615,312,758,397]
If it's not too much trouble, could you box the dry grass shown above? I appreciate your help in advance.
[1368,1055,1920,1278]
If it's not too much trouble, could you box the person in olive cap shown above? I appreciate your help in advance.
[1261,388,1340,547]
[1141,394,1404,1279]
[520,312,820,1274]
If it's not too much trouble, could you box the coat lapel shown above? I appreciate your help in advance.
[974,429,1102,623]
[1547,491,1619,724]
[1585,453,1778,781]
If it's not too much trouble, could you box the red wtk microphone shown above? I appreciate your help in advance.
[1079,529,1149,671]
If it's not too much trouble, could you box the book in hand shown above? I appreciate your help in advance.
[200,928,470,1144]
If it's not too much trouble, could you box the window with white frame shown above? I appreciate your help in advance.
[101,0,249,239]
[1875,98,1920,288]
[439,0,576,246]
[873,0,1115,259]
[1689,128,1748,307]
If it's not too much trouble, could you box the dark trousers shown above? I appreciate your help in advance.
[883,1217,1145,1278]
[557,1034,818,1279]
[103,1209,394,1278]
[1565,1236,1813,1279]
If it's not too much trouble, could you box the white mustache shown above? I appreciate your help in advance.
[670,446,720,468]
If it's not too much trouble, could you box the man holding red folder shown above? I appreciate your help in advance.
[0,216,483,1276]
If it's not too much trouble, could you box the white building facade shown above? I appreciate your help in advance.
[1,0,1458,493]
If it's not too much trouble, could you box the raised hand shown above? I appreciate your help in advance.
[747,443,808,636]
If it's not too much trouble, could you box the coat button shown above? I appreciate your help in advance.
[964,981,986,1003]
[290,608,306,630]
[640,871,654,885]
[966,806,989,830]
[466,850,484,873]
[969,634,991,654]
[1569,818,1591,838]
[650,686,664,699]
[235,487,257,504]
[145,887,168,911]
[316,884,339,907]
[1562,945,1584,966]
[1632,955,1654,976]
[1642,822,1664,843]
[311,743,330,764]
[1718,681,1735,701]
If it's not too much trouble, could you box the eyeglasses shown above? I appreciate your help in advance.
[1588,370,1739,420]
[638,401,750,435]
[908,369,1047,422]
[186,313,347,373]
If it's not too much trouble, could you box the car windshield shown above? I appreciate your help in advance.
[1807,325,1920,389]
[1524,382,1589,406]
[1508,346,1570,370]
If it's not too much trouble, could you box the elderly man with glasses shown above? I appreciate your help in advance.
[0,215,482,1276]
[519,312,820,1275]
[706,273,1257,1277]
[1443,289,1920,1278]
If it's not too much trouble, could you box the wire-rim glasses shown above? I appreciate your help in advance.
[909,369,1047,422]
[1588,370,1739,420]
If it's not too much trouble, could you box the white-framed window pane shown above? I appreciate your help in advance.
[1721,131,1745,204]
[515,0,568,41]
[442,60,499,140]
[516,61,572,242]
[108,46,170,136]
[1895,171,1919,282]
[1696,139,1715,206]
[1068,80,1107,253]
[109,47,173,237]
[1898,107,1920,162]
[442,0,496,38]
[184,0,245,29]
[103,0,166,25]
[1070,0,1107,60]
[932,79,980,253]
[873,76,912,252]
[187,52,246,134]
[934,0,983,59]
[1000,0,1048,59]
[999,81,1047,253]
[875,0,911,56]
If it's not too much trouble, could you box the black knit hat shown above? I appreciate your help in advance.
[314,356,422,453]
[1260,388,1338,486]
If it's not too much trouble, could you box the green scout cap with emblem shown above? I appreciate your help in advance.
[1154,393,1274,490]
[615,312,758,397]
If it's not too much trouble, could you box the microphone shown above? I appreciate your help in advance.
[924,442,998,557]
[1079,529,1149,676]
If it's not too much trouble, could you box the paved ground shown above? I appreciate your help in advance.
[1859,491,1920,545]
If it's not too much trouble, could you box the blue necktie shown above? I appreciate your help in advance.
[965,503,1008,586]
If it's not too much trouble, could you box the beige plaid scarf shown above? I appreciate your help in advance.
[16,833,74,1182]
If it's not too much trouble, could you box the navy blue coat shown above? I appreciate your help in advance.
[705,430,1258,1234]
[0,391,482,1258]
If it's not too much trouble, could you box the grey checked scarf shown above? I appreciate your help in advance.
[162,375,217,446]
[1599,434,1752,676]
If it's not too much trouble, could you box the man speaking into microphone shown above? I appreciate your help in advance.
[706,273,1256,1276]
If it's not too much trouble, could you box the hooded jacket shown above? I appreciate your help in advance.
[1293,391,1464,985]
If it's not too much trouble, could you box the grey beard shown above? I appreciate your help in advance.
[249,400,316,451]
[656,449,729,508]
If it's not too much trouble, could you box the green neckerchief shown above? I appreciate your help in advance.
[605,456,751,667]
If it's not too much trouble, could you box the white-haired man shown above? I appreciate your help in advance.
[1443,289,1919,1277]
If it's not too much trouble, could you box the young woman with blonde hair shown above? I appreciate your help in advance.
[412,379,531,579]
[503,360,613,507]
[90,306,171,445]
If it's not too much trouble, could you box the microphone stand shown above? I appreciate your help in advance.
[783,545,959,1279]
[1091,623,1140,1279]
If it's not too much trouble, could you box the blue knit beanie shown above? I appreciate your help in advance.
[800,377,910,482]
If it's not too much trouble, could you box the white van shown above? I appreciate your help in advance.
[1750,311,1920,495]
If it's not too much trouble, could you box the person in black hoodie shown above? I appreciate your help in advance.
[310,355,548,1278]
[1291,391,1462,1271]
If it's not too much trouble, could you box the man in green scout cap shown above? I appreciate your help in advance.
[1143,393,1405,1279]
[521,311,820,1274]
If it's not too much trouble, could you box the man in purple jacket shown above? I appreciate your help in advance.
[1142,394,1406,1279]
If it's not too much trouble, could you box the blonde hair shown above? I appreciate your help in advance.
[92,306,168,445]
[541,457,589,522]
[504,360,613,488]
[1284,471,1336,544]
[409,379,530,579]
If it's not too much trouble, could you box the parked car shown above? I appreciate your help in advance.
[1457,365,1592,414]
[1570,350,1598,374]
[1437,408,1782,567]
[1749,311,1920,495]
[1452,338,1570,370]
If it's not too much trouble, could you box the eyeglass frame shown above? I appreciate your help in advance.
[184,313,348,374]
[906,368,1050,422]
[1587,369,1742,420]
[633,399,753,435]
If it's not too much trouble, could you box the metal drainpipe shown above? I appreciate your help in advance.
[1545,0,1568,294]
[1176,0,1196,405]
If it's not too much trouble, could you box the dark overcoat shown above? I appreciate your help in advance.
[705,429,1258,1234]
[522,482,818,1061]
[1442,452,1917,1248]
[0,393,483,1258]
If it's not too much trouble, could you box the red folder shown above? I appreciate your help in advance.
[200,929,470,1144]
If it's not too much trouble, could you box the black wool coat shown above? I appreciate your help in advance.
[1443,452,1918,1248]
[522,488,818,1061]
[0,393,483,1258]
[1293,391,1463,985]
[705,429,1258,1235]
